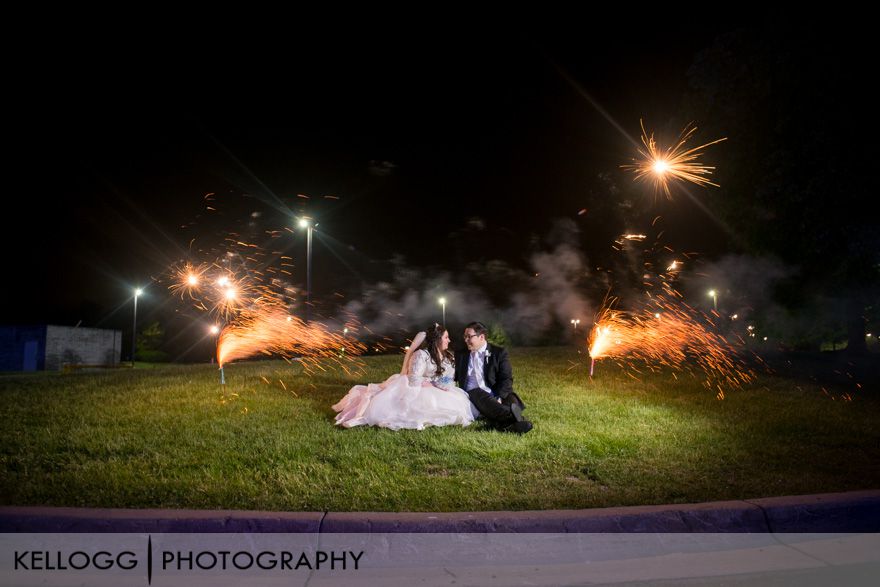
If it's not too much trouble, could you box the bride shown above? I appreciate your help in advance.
[332,323,474,430]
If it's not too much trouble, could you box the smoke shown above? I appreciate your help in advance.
[501,241,593,343]
[675,254,861,349]
[342,219,594,345]
[678,254,791,319]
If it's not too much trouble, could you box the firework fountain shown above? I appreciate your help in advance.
[587,120,756,397]
[167,214,365,385]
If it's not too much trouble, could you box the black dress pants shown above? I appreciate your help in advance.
[466,388,515,424]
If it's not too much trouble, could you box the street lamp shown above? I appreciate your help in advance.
[298,217,314,321]
[708,289,717,311]
[131,288,143,365]
[438,297,446,327]
[209,325,220,364]
[570,319,580,329]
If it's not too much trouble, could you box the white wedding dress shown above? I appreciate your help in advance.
[332,348,474,430]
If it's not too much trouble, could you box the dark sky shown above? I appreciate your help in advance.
[5,24,743,328]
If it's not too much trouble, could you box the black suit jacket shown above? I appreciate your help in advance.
[455,344,525,409]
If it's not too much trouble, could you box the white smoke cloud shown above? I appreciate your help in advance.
[342,219,594,345]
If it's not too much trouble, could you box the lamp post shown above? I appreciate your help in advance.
[131,288,142,365]
[298,217,313,321]
[438,297,446,327]
[209,325,220,364]
[708,289,717,311]
[570,319,580,330]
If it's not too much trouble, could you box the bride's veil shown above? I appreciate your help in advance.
[400,331,426,375]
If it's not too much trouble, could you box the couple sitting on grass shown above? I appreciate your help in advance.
[333,322,532,434]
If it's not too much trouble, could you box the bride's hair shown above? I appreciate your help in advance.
[418,323,453,376]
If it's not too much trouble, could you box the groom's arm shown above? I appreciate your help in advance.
[494,348,515,399]
[454,351,467,388]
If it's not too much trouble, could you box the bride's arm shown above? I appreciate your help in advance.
[407,350,431,386]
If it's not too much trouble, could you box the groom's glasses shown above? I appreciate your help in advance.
[463,333,480,340]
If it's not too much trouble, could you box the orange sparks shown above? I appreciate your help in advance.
[622,120,727,198]
[169,262,211,299]
[588,294,754,393]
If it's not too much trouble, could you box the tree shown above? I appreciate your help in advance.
[684,25,877,352]
[136,321,169,362]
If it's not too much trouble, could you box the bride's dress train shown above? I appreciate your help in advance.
[332,347,474,430]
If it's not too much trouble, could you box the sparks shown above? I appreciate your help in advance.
[169,262,210,299]
[166,238,365,382]
[622,120,727,198]
[588,292,754,393]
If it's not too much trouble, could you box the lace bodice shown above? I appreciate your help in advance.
[407,349,455,389]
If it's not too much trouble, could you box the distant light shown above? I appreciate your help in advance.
[286,316,292,322]
[298,218,310,228]
[438,297,446,305]
[747,325,755,331]
[654,313,661,319]
[731,314,738,320]
[763,336,768,341]
[343,328,349,334]
[708,290,716,297]
[210,325,219,335]
[868,333,873,338]
[134,288,143,297]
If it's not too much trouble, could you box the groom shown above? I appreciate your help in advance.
[455,322,533,434]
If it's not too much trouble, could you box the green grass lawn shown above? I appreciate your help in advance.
[1,347,877,511]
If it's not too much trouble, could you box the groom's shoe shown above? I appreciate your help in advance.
[504,420,533,434]
[509,403,524,423]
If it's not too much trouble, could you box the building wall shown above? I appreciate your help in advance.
[44,326,122,370]
[0,326,47,371]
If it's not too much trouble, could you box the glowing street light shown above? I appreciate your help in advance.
[131,288,143,365]
[570,319,580,329]
[438,297,447,327]
[209,325,220,363]
[708,289,717,311]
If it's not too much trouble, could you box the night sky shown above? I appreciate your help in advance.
[5,22,851,339]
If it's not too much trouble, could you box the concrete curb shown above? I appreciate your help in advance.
[2,490,878,533]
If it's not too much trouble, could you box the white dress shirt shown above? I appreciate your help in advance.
[466,343,492,395]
